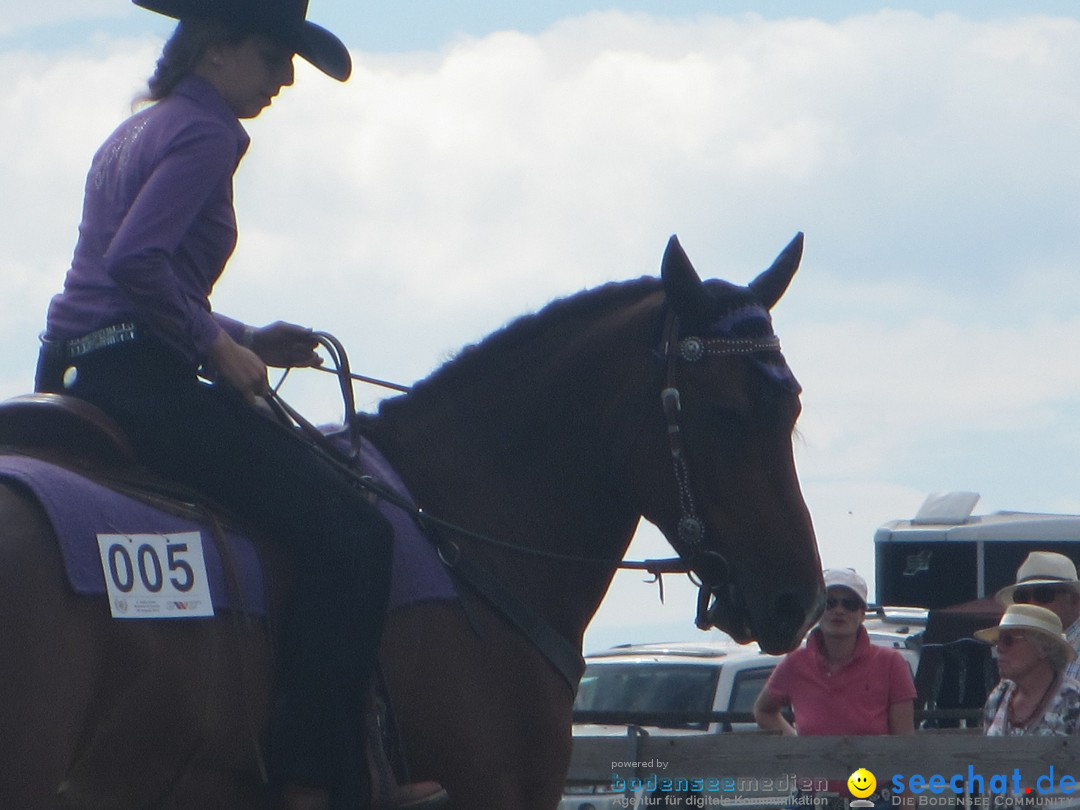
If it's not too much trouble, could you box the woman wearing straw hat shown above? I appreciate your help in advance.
[977,604,1080,735]
[995,551,1080,683]
[35,1,446,807]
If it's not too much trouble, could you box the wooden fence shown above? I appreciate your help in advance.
[567,730,1080,787]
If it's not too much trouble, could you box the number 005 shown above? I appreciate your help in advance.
[106,542,195,593]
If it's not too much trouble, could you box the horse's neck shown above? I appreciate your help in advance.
[374,406,641,643]
[370,302,660,643]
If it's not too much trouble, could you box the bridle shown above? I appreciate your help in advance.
[262,323,790,685]
[272,322,787,628]
[656,307,783,628]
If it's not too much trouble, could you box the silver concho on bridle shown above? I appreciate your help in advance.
[679,337,704,362]
[659,308,788,628]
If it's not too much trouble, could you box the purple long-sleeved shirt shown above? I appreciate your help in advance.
[45,75,250,365]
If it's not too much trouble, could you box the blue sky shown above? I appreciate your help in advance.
[3,1,1080,651]
[307,1,1080,50]
[8,1,1080,51]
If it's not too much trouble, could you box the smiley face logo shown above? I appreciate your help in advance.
[848,768,876,799]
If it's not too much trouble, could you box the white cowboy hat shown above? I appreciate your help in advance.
[824,568,868,606]
[995,551,1080,606]
[975,603,1077,662]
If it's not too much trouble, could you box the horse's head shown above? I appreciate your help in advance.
[632,233,824,654]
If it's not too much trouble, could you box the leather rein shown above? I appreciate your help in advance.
[290,324,787,608]
[268,323,784,685]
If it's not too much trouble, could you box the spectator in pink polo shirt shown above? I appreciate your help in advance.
[753,568,916,735]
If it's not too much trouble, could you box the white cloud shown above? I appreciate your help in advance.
[4,9,1080,644]
[0,40,159,399]
[0,1,125,38]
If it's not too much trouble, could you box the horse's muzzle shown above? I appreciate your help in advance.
[698,583,818,654]
[696,582,753,642]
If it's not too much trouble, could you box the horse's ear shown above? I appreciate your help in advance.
[749,232,804,311]
[661,235,714,324]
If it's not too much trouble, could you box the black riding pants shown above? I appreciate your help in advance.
[36,335,392,802]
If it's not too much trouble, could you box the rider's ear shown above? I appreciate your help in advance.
[661,235,715,326]
[748,232,804,311]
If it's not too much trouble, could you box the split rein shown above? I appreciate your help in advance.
[268,324,787,596]
[267,341,691,590]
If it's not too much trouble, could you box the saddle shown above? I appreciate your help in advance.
[0,395,442,804]
[0,392,456,615]
[0,392,137,468]
[0,396,269,617]
[0,392,254,548]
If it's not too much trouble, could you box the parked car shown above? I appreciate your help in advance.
[863,604,926,676]
[570,639,780,734]
[559,640,782,810]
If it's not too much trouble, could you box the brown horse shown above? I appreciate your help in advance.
[0,234,822,809]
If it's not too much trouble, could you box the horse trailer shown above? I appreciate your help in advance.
[875,491,1080,608]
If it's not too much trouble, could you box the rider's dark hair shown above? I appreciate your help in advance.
[136,17,248,105]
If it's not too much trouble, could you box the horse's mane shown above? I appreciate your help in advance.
[376,276,663,415]
[361,267,770,493]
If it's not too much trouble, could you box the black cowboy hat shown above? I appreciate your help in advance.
[133,0,351,81]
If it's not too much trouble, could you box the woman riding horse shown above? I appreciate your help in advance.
[34,1,444,807]
[6,229,822,808]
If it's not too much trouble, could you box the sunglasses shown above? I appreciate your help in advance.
[995,630,1030,649]
[1013,586,1068,605]
[825,597,864,612]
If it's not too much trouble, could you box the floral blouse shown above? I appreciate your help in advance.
[983,676,1080,735]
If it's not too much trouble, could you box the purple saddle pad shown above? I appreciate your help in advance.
[0,445,455,617]
[349,434,458,610]
[0,454,266,614]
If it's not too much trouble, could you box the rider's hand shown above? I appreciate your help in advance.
[208,330,269,403]
[245,321,323,369]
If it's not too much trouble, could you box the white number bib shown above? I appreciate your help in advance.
[96,531,215,619]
